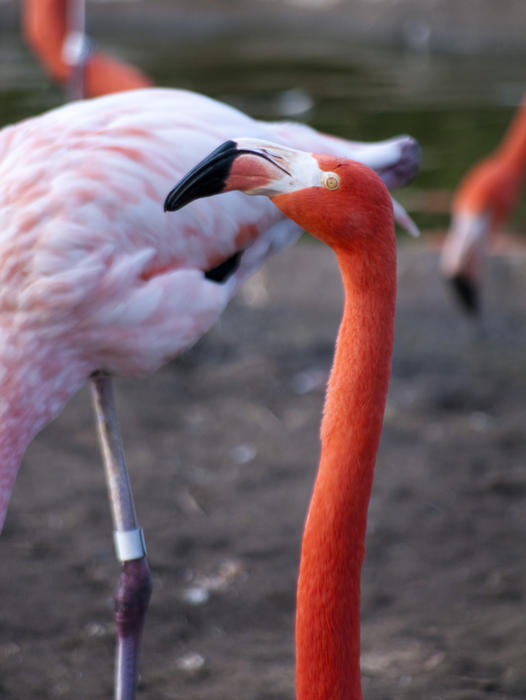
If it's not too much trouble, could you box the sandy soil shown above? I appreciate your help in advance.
[0,240,525,699]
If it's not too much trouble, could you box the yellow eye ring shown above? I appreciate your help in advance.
[322,171,340,190]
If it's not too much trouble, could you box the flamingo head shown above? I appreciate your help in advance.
[164,138,419,245]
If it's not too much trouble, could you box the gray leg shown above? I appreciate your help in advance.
[63,0,91,100]
[90,373,152,700]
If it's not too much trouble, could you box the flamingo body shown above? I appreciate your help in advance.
[0,87,418,532]
[14,4,421,696]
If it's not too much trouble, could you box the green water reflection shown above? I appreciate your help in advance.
[1,27,525,233]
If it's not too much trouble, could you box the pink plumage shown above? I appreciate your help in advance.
[0,86,418,531]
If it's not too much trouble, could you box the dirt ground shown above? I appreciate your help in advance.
[0,239,525,699]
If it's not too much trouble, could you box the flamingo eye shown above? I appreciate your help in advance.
[321,171,340,191]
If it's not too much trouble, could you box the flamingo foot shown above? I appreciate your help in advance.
[114,557,152,700]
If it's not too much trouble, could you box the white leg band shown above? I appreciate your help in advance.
[113,528,147,562]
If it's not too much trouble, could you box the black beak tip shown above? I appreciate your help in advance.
[450,274,480,314]
[163,140,240,214]
[163,190,179,212]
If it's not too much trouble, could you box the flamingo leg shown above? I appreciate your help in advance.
[90,372,152,700]
[63,0,90,100]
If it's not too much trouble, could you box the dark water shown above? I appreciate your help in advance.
[1,23,525,232]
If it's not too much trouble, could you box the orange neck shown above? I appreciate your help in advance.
[495,97,526,174]
[295,234,396,699]
[453,99,526,224]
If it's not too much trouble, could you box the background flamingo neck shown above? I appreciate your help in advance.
[495,99,526,174]
[295,238,396,700]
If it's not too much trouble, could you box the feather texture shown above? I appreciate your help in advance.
[0,86,417,529]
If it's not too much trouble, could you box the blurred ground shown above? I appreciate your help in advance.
[0,240,525,699]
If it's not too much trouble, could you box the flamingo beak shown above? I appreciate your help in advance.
[164,139,321,212]
[164,138,420,237]
[440,210,489,313]
[450,274,479,313]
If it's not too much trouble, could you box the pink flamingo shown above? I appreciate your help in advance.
[166,136,405,698]
[0,87,420,698]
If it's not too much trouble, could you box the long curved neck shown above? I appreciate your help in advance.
[295,233,396,699]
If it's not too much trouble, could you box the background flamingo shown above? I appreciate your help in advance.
[441,95,526,312]
[23,0,153,99]
[0,86,419,697]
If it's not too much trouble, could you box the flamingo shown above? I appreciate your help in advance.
[441,96,526,311]
[165,136,404,698]
[23,0,153,99]
[0,86,420,698]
